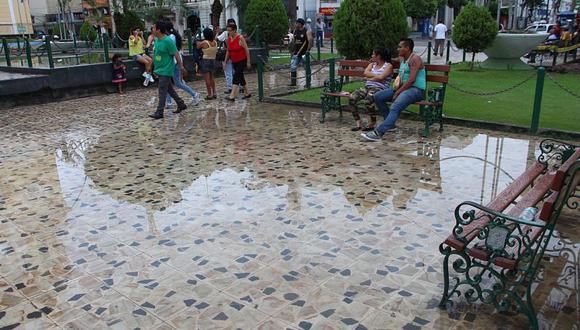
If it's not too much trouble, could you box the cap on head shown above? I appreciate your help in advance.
[306,18,312,23]
[296,18,305,25]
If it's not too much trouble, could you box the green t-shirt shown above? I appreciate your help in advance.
[153,35,177,77]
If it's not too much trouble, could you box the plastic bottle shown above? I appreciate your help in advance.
[518,207,538,221]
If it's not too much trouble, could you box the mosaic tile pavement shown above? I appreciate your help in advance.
[0,77,578,330]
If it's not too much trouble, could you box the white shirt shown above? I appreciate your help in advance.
[216,30,228,42]
[434,23,447,39]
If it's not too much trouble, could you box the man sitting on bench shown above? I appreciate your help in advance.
[361,38,426,141]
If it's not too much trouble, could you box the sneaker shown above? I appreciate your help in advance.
[142,72,149,79]
[149,113,163,119]
[148,74,154,83]
[191,93,200,106]
[360,130,381,142]
[173,105,187,114]
[143,77,150,87]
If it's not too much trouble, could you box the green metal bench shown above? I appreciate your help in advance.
[320,59,450,137]
[439,139,580,329]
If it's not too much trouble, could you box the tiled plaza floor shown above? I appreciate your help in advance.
[0,78,578,330]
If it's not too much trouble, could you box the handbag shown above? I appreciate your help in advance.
[216,42,226,62]
[392,75,402,90]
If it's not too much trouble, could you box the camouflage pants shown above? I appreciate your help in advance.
[348,85,382,124]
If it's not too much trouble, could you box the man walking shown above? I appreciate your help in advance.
[433,20,447,57]
[149,21,187,119]
[289,18,310,86]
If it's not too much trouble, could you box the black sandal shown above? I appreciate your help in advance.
[225,97,235,101]
[351,127,362,131]
[205,95,214,100]
[362,126,375,132]
[242,94,252,99]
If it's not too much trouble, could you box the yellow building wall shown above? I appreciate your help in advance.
[0,0,34,35]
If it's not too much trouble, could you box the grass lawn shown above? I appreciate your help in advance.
[281,63,580,132]
[267,52,338,66]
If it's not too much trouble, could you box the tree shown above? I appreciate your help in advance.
[404,0,439,19]
[333,0,408,59]
[80,21,98,42]
[244,0,288,45]
[211,0,223,28]
[114,11,144,40]
[447,0,467,19]
[452,3,498,70]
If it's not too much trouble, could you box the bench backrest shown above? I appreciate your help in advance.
[337,59,450,84]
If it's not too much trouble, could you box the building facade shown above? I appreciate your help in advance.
[0,0,34,35]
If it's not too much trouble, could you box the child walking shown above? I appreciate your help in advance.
[111,54,127,94]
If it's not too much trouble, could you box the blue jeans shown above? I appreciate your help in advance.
[224,60,233,89]
[316,31,323,46]
[373,87,425,135]
[167,66,197,105]
[290,55,304,72]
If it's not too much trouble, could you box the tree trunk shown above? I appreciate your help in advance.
[470,51,476,70]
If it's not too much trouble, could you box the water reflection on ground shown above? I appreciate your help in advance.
[0,85,578,329]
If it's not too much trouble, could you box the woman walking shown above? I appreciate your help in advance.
[224,22,251,101]
[198,28,217,100]
[166,23,200,107]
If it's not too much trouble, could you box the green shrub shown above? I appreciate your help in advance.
[114,11,144,40]
[452,3,497,69]
[244,0,288,45]
[80,21,98,42]
[334,0,408,59]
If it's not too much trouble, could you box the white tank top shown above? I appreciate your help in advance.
[366,62,391,89]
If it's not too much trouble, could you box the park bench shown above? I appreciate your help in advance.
[320,59,450,137]
[438,139,580,330]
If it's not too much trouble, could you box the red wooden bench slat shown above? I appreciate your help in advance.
[551,149,580,191]
[425,64,451,72]
[506,173,555,216]
[337,70,366,77]
[444,162,546,251]
[338,60,369,67]
[426,75,449,84]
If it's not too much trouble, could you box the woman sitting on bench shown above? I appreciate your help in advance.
[348,46,393,131]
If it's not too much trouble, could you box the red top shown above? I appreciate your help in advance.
[227,34,246,63]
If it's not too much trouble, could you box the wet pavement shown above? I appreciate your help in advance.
[0,77,578,330]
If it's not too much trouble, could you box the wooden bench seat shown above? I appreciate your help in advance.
[320,59,450,137]
[439,140,579,330]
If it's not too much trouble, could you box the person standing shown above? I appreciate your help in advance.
[361,38,426,141]
[224,22,251,101]
[315,17,325,47]
[433,20,447,57]
[289,18,309,86]
[217,18,237,94]
[149,21,187,120]
[198,28,218,99]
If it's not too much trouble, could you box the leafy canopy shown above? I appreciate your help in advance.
[334,0,408,59]
[452,3,497,68]
[244,0,288,45]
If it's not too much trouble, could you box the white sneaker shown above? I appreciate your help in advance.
[191,93,200,106]
[142,72,148,79]
[143,77,150,87]
[148,74,154,83]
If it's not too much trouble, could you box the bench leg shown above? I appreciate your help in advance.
[438,106,444,132]
[320,97,328,123]
[439,246,451,308]
[419,105,432,137]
